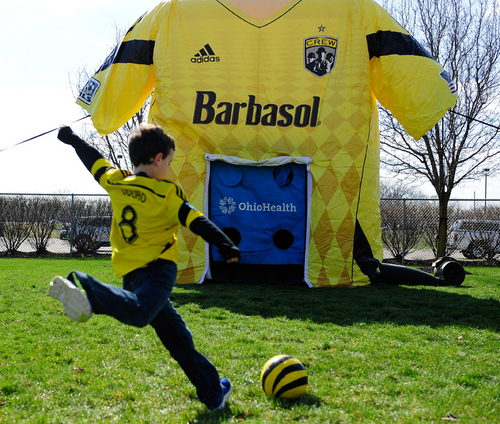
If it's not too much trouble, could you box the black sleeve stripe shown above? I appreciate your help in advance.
[160,242,173,254]
[179,203,192,227]
[97,40,155,74]
[367,31,434,61]
[94,166,112,183]
[175,184,187,202]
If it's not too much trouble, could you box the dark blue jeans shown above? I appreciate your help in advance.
[67,260,223,406]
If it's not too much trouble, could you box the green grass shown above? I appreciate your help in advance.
[1,258,499,423]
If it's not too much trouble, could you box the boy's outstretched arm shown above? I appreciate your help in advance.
[57,126,104,172]
[189,216,241,263]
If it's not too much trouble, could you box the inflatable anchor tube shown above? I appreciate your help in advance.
[378,261,465,286]
[378,263,440,286]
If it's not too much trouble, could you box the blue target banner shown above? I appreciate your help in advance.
[208,160,307,265]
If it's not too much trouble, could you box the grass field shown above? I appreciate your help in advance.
[1,258,499,423]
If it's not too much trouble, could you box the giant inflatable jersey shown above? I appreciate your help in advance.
[77,0,457,287]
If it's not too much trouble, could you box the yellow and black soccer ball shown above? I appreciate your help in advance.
[260,355,308,399]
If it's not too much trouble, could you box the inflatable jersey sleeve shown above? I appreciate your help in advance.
[365,0,458,139]
[76,3,167,135]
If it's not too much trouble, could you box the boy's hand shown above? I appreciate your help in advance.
[218,244,241,263]
[58,126,78,145]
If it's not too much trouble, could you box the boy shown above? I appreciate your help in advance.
[50,124,240,410]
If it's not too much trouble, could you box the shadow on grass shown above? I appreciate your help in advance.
[191,392,322,423]
[271,392,322,408]
[172,282,500,332]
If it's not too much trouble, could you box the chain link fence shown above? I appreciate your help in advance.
[381,198,500,263]
[1,194,499,263]
[0,193,112,256]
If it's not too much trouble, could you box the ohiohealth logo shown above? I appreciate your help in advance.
[219,197,237,215]
[218,196,298,215]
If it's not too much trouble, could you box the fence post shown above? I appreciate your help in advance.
[402,199,406,264]
[70,194,74,257]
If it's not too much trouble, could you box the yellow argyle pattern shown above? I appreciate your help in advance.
[77,0,457,286]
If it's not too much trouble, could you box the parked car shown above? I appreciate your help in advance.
[448,219,500,259]
[60,216,112,252]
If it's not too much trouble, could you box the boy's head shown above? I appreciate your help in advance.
[128,123,175,167]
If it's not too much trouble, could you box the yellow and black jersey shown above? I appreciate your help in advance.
[95,160,204,277]
[76,0,457,286]
[58,127,238,278]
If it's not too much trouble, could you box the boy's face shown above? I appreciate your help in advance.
[157,150,175,179]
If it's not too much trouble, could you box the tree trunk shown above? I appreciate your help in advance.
[437,195,450,257]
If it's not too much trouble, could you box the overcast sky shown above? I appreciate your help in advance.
[0,0,498,199]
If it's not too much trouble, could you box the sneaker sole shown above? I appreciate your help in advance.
[50,276,91,323]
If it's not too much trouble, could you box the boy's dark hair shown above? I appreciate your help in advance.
[128,123,176,167]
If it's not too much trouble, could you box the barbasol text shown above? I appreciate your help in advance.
[193,91,320,127]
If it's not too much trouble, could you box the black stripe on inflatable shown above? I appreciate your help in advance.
[114,40,155,65]
[272,363,306,394]
[366,31,434,61]
[261,356,293,391]
[97,40,155,73]
[275,376,308,398]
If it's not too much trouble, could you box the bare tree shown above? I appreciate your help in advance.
[380,0,500,257]
[28,196,62,254]
[0,196,34,254]
[70,27,151,170]
[380,181,428,262]
[380,179,427,200]
[381,199,426,262]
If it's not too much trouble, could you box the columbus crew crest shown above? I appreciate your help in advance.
[304,36,338,77]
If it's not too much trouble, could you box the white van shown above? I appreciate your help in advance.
[448,219,500,259]
[60,216,112,251]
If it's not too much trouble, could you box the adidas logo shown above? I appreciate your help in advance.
[191,44,220,63]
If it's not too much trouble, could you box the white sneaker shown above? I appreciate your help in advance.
[49,276,92,323]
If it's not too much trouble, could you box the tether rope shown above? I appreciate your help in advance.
[0,115,90,154]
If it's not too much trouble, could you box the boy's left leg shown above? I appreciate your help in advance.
[51,268,172,327]
[149,300,229,409]
[122,261,229,408]
[49,276,92,322]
